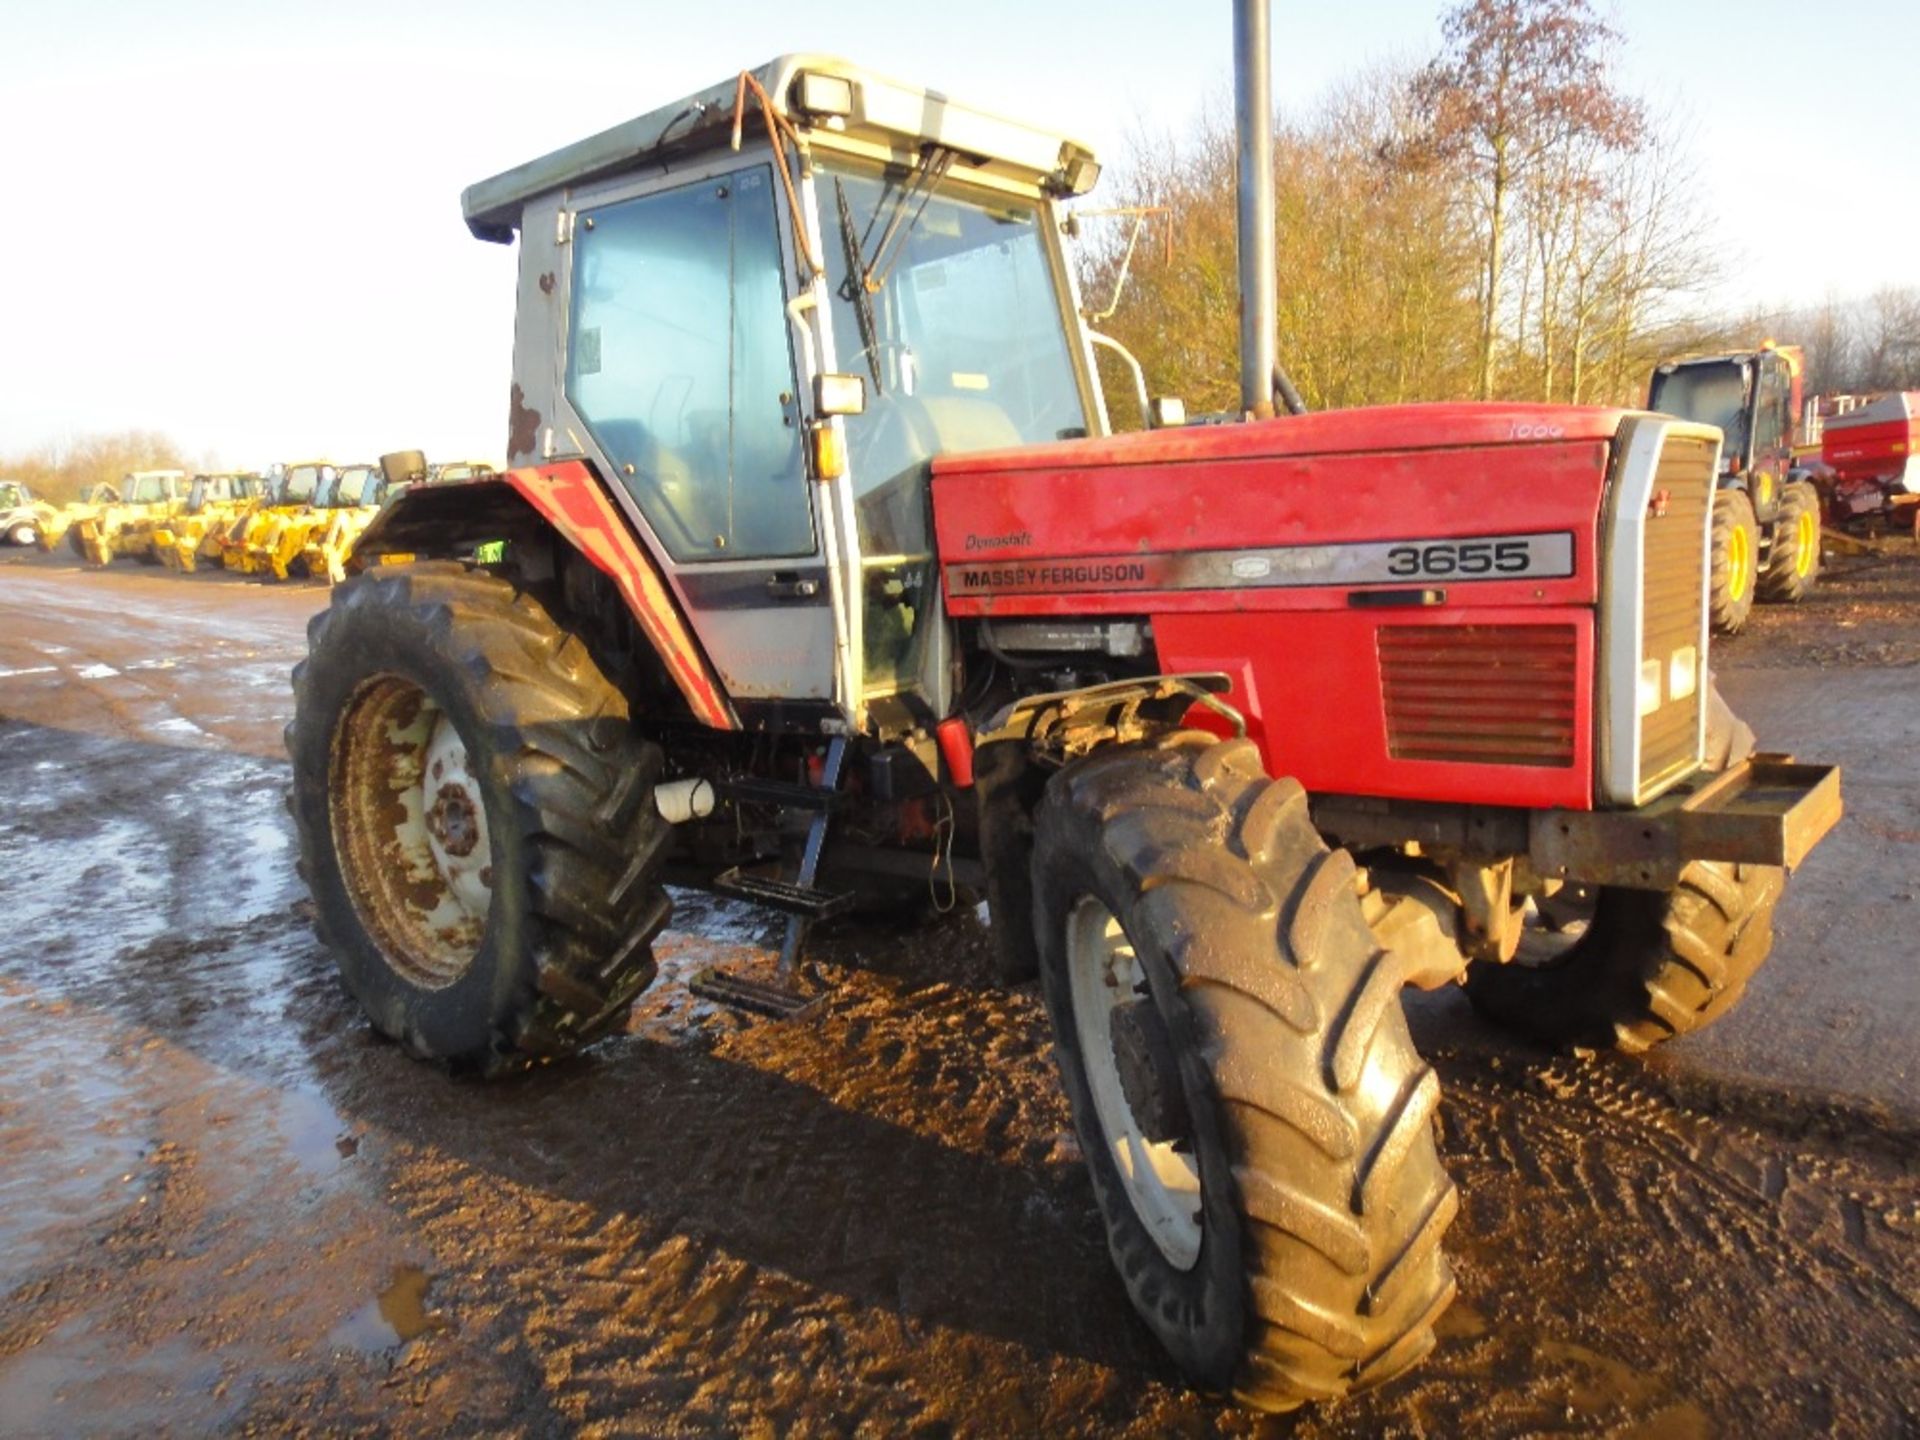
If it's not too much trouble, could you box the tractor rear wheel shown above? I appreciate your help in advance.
[1758,479,1821,604]
[1708,489,1759,634]
[1032,733,1456,1412]
[7,522,34,546]
[287,560,671,1074]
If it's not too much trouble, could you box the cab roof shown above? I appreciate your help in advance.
[461,54,1099,244]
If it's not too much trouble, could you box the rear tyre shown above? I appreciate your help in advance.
[287,561,671,1073]
[1758,480,1821,604]
[1464,862,1783,1054]
[1033,733,1456,1411]
[6,522,34,546]
[1708,489,1759,634]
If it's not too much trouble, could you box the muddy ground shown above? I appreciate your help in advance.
[0,546,1916,1438]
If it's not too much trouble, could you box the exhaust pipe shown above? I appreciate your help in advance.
[1234,0,1277,420]
[1233,0,1306,417]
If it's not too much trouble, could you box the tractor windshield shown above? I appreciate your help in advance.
[283,466,323,504]
[1650,360,1750,460]
[335,466,378,506]
[819,157,1087,690]
[125,475,168,504]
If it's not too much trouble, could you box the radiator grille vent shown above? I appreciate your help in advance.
[1379,625,1579,767]
[1639,436,1715,792]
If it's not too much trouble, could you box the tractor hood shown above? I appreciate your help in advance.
[932,402,1631,617]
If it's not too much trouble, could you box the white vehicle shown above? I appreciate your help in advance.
[1,480,40,546]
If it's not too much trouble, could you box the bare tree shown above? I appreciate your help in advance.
[1414,0,1643,398]
[1078,67,1481,419]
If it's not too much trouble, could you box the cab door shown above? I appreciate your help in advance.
[1750,352,1796,521]
[561,160,836,715]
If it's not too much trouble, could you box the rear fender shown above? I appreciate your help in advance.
[349,463,735,731]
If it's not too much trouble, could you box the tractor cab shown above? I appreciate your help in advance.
[459,56,1110,733]
[278,462,337,509]
[1648,344,1803,517]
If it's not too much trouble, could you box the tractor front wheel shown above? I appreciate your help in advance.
[1758,480,1821,604]
[1464,862,1783,1054]
[287,561,672,1073]
[1032,733,1456,1411]
[1709,489,1759,634]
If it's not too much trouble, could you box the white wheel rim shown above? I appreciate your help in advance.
[1067,895,1203,1270]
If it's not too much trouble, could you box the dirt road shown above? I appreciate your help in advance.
[1,551,1916,1437]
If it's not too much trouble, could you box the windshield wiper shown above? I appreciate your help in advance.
[833,177,885,393]
[855,145,956,294]
[834,146,957,396]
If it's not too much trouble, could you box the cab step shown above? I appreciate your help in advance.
[687,966,822,1020]
[711,867,855,920]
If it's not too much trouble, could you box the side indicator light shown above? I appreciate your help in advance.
[810,423,847,481]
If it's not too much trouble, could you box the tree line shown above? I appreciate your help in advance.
[1079,0,1920,419]
[1,432,202,506]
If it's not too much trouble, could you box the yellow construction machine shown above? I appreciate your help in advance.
[230,462,336,575]
[268,463,380,580]
[152,474,272,572]
[71,471,192,565]
[297,453,427,583]
[34,482,121,552]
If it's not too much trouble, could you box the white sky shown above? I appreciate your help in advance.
[1,0,1912,468]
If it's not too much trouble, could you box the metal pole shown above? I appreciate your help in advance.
[1234,0,1277,419]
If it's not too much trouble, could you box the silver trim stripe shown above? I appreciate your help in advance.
[947,532,1575,596]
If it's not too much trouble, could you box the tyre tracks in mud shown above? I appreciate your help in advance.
[306,937,1920,1438]
[1401,1040,1919,1437]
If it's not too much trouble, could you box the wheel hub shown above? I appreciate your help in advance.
[1110,997,1190,1146]
[329,678,492,989]
[1066,895,1203,1270]
[427,784,480,857]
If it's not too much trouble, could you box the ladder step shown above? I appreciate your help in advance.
[716,776,841,812]
[712,867,855,919]
[687,966,821,1020]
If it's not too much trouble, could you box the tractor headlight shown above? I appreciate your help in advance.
[1668,644,1698,704]
[1638,658,1662,718]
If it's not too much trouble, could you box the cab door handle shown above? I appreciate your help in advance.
[766,573,820,600]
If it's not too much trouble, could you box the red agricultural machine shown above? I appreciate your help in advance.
[1647,343,1823,632]
[1818,390,1920,540]
[289,5,1841,1412]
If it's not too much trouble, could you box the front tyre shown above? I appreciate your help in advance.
[1709,488,1759,634]
[288,561,672,1073]
[1032,734,1456,1412]
[1465,862,1782,1054]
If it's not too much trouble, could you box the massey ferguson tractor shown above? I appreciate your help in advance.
[1647,343,1824,632]
[289,9,1840,1413]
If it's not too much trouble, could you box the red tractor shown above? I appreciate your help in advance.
[288,17,1840,1414]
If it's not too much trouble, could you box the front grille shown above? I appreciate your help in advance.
[1379,625,1579,767]
[1638,436,1715,793]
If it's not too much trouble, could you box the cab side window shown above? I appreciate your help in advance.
[566,167,811,561]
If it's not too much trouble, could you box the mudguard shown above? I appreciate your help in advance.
[349,462,735,731]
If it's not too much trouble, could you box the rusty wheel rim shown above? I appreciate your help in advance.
[330,676,492,989]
